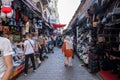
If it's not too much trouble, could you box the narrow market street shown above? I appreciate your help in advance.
[0,0,120,80]
[16,47,101,80]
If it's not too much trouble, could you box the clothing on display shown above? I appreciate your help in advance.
[1,0,13,19]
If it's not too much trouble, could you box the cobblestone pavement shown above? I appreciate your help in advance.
[16,47,101,80]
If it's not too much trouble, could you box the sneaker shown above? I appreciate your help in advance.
[33,70,36,72]
[52,51,54,53]
[64,64,68,67]
[37,59,42,64]
[80,64,84,67]
[38,63,41,67]
[24,74,27,76]
[45,56,48,59]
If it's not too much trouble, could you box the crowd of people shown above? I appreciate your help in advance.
[0,26,76,79]
[0,33,53,78]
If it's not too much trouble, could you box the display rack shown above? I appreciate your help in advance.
[76,21,91,64]
[9,64,25,80]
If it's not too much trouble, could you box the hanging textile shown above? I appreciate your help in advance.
[15,9,20,21]
[1,0,13,19]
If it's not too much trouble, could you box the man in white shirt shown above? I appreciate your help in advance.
[0,37,13,80]
[23,33,36,76]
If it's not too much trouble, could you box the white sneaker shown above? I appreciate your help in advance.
[24,74,27,76]
[37,59,42,64]
[33,70,36,72]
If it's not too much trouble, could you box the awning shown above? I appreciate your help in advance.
[78,0,95,21]
[22,0,42,19]
[45,22,53,29]
[51,23,66,28]
[26,0,41,13]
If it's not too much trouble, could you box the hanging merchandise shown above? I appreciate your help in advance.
[13,35,20,42]
[85,11,89,18]
[0,20,3,36]
[98,35,105,42]
[30,24,35,33]
[37,20,42,29]
[0,19,3,30]
[87,6,94,16]
[10,26,16,34]
[88,46,100,73]
[34,23,38,29]
[33,18,37,23]
[15,8,20,21]
[1,0,14,19]
[16,21,20,31]
[93,3,99,14]
[24,15,29,22]
[25,21,30,33]
[9,18,15,26]
[22,26,26,35]
[93,22,98,27]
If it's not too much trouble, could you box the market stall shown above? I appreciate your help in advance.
[0,0,45,79]
[67,0,120,79]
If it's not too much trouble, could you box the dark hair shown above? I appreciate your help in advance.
[25,33,31,38]
[0,31,3,36]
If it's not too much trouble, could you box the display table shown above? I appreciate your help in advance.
[9,64,25,80]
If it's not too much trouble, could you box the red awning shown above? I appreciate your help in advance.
[51,23,66,28]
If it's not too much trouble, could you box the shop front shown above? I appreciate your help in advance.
[0,0,46,79]
[67,0,120,80]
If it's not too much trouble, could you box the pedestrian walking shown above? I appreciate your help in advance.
[38,34,44,61]
[23,33,36,76]
[32,33,41,65]
[35,40,42,65]
[0,36,13,80]
[62,36,73,67]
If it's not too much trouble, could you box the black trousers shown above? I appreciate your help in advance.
[39,47,44,60]
[24,53,36,74]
